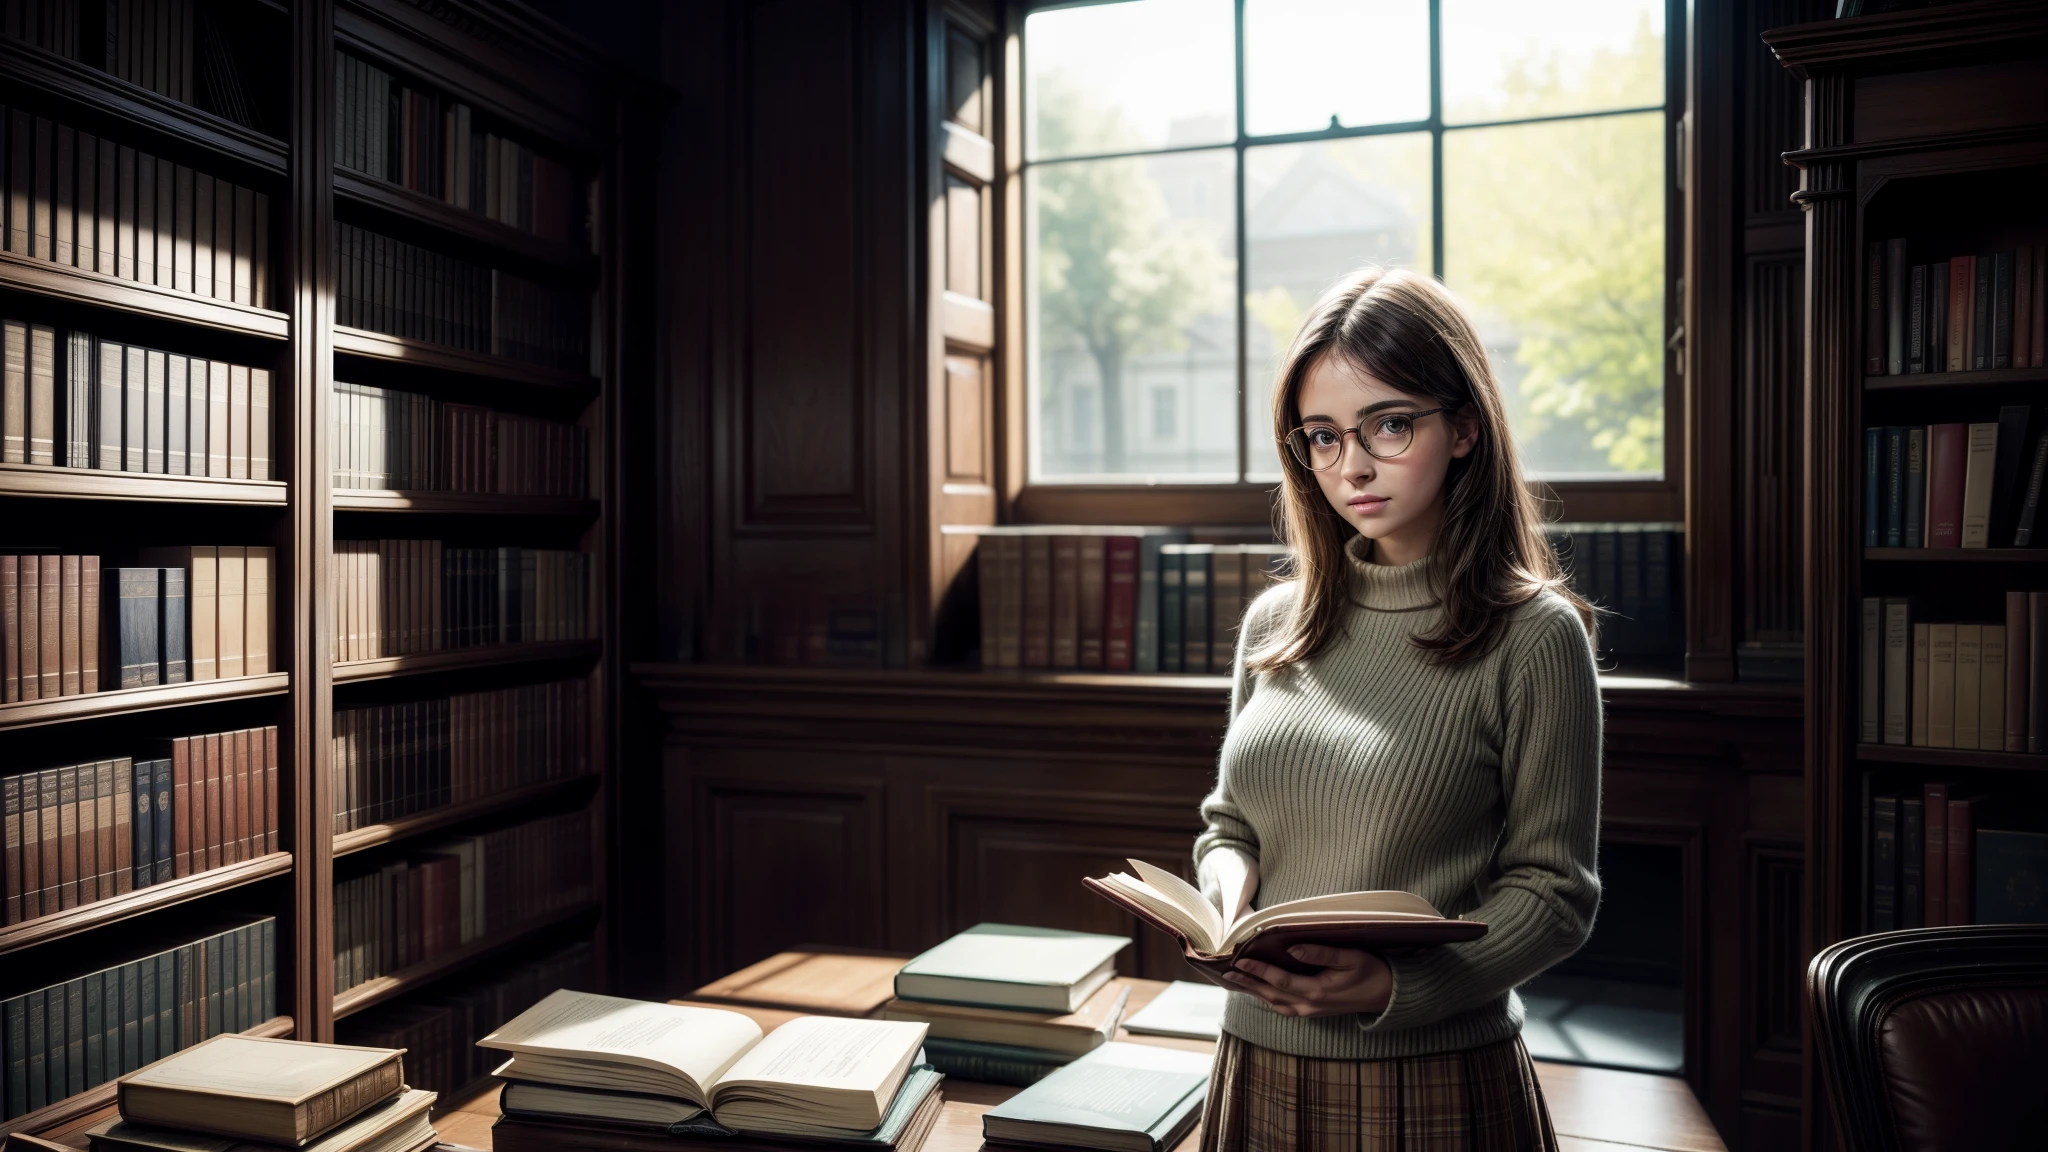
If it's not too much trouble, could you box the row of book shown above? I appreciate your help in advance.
[340,940,594,1100]
[1,105,272,307]
[2,725,277,926]
[334,51,583,247]
[0,915,275,1118]
[331,541,593,661]
[333,679,590,833]
[1861,593,2048,753]
[1868,241,2048,375]
[1,321,274,479]
[3,1,259,132]
[332,380,587,497]
[1864,410,2047,548]
[1869,786,2047,929]
[974,522,1685,673]
[8,547,276,696]
[332,810,591,995]
[335,222,590,372]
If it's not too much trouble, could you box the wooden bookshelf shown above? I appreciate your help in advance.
[332,639,600,683]
[330,901,600,1021]
[1770,0,2048,976]
[0,0,619,1133]
[333,772,600,857]
[0,852,293,957]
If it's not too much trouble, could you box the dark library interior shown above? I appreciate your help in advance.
[0,1,2044,1151]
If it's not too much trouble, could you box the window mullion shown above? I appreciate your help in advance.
[1234,0,1249,483]
[1429,0,1444,281]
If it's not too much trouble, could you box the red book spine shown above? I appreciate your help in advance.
[204,731,223,872]
[1104,536,1140,671]
[1946,795,1977,925]
[1922,781,1948,927]
[1948,257,1973,372]
[220,728,242,867]
[171,737,192,877]
[265,725,279,854]
[1926,423,1969,547]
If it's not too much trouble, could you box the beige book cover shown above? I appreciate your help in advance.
[216,547,247,677]
[1981,625,2007,753]
[1954,624,1982,750]
[1927,623,1957,748]
[1911,622,1931,746]
[117,1035,404,1146]
[245,547,273,675]
[91,1087,434,1152]
[1958,422,1999,548]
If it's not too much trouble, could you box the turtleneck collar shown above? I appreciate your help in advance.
[1344,534,1440,611]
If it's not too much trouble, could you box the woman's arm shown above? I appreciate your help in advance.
[1193,586,1290,873]
[1355,604,1602,1032]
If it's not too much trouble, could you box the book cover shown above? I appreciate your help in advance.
[1928,622,1957,748]
[1948,796,1980,924]
[216,546,245,678]
[161,567,189,684]
[1974,253,1993,369]
[1076,536,1106,670]
[1049,535,1078,668]
[1865,240,1885,374]
[1863,427,1881,547]
[1870,793,1899,931]
[2016,247,2033,370]
[1925,423,1968,547]
[1954,624,1982,750]
[1900,796,1924,929]
[1987,406,2033,547]
[2032,592,2048,755]
[1948,256,1971,372]
[1993,250,2014,369]
[1903,426,1926,547]
[1959,422,1999,548]
[1860,597,1882,744]
[1180,546,1211,675]
[1882,426,1905,546]
[1885,238,1906,374]
[1981,624,2008,754]
[1159,549,1183,674]
[131,758,155,892]
[982,1042,1208,1152]
[2008,591,2030,753]
[1911,621,1930,746]
[1103,536,1139,671]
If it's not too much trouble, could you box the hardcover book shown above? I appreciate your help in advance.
[88,1088,438,1152]
[895,925,1128,1013]
[879,978,1129,1056]
[1084,859,1486,988]
[982,1041,1209,1152]
[116,1035,405,1146]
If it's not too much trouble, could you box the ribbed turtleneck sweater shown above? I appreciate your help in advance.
[1194,535,1603,1060]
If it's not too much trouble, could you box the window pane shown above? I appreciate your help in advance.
[1444,112,1664,479]
[1442,0,1665,125]
[1026,0,1234,160]
[1029,150,1237,481]
[1244,0,1429,137]
[1243,134,1433,480]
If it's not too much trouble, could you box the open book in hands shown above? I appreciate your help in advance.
[1082,860,1486,987]
[477,989,930,1139]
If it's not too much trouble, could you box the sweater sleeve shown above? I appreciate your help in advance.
[1360,600,1603,1035]
[1193,584,1293,869]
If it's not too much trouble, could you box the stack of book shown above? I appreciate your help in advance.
[481,989,945,1152]
[3,724,282,924]
[880,924,1130,1087]
[0,915,276,1118]
[1863,408,2047,548]
[331,381,588,498]
[1860,593,2046,752]
[1866,240,2046,376]
[330,541,592,660]
[81,1035,438,1152]
[334,223,591,373]
[981,1042,1210,1152]
[1547,522,1686,663]
[1867,786,2048,930]
[0,108,273,308]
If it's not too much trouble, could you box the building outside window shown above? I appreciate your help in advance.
[1023,0,1674,488]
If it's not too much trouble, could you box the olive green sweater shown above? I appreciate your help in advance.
[1194,535,1603,1060]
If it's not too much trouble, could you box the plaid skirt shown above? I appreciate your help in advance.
[1197,1031,1559,1152]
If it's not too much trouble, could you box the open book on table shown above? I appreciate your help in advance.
[1083,860,1486,986]
[477,989,931,1140]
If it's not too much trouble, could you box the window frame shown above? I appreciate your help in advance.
[1000,0,1687,527]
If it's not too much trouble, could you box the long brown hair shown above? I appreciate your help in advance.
[1248,267,1593,673]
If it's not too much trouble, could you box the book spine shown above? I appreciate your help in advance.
[2,555,16,704]
[60,555,79,697]
[2032,591,2048,755]
[129,758,151,891]
[153,757,173,882]
[1926,423,1968,547]
[1076,535,1106,669]
[2009,591,2031,754]
[1882,426,1904,547]
[160,567,187,683]
[1947,796,1976,924]
[1974,255,1992,370]
[1906,263,1925,372]
[1955,624,1982,750]
[1104,537,1138,671]
[19,556,38,702]
[1050,535,1079,668]
[1928,623,1956,748]
[1211,547,1245,670]
[1993,250,2014,369]
[1911,622,1930,746]
[1885,238,1906,374]
[38,554,58,699]
[1183,550,1211,674]
[1980,625,2006,755]
[1902,427,1926,548]
[1022,535,1051,669]
[1948,257,1970,372]
[28,323,55,466]
[76,763,97,906]
[3,774,19,925]
[1160,550,1184,674]
[81,555,98,694]
[19,772,40,923]
[1865,241,1885,375]
[1959,422,1999,549]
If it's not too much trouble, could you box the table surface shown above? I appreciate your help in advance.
[436,952,1728,1152]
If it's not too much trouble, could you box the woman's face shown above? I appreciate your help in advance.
[1294,354,1477,568]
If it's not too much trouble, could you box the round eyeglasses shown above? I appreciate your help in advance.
[1283,407,1454,471]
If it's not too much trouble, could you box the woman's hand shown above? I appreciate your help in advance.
[1221,943,1393,1018]
[1198,849,1258,925]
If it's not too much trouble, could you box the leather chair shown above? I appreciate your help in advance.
[1807,925,2048,1151]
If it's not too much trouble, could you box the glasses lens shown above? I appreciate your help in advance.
[1288,426,1344,470]
[1366,415,1416,459]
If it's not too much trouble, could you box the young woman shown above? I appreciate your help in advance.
[1194,267,1602,1151]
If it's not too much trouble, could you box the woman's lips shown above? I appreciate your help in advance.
[1349,496,1389,514]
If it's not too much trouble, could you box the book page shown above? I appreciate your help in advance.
[1125,860,1223,950]
[122,1035,390,1102]
[711,1016,926,1094]
[1221,892,1445,952]
[476,989,763,1100]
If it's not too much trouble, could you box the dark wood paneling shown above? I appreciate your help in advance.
[743,0,868,526]
[1740,253,1804,655]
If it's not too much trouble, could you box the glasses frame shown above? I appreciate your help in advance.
[1283,406,1455,470]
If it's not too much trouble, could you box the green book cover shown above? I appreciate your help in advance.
[984,1041,1210,1152]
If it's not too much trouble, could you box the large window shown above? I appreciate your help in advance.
[1023,0,1674,487]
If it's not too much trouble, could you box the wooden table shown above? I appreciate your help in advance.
[436,951,1726,1152]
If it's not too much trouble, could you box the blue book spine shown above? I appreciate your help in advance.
[159,568,187,684]
[1865,427,1882,547]
[1159,552,1184,674]
[1902,427,1927,549]
[1883,427,1906,547]
[153,758,174,883]
[5,993,27,1117]
[82,972,103,1090]
[131,758,153,890]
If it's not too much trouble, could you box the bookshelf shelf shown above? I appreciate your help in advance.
[1864,547,2048,562]
[0,1015,294,1137]
[334,169,599,275]
[333,773,601,857]
[1864,366,2048,392]
[0,251,291,339]
[331,489,598,517]
[0,672,290,733]
[331,901,600,1021]
[0,464,289,505]
[333,326,599,395]
[0,36,289,176]
[0,852,293,958]
[332,639,600,684]
[1857,743,2048,772]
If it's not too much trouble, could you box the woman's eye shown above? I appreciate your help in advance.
[1308,428,1340,448]
[1375,416,1412,437]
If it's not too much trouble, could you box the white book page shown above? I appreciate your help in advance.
[476,989,763,1101]
[1124,860,1224,951]
[711,1017,926,1096]
[1100,874,1218,953]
